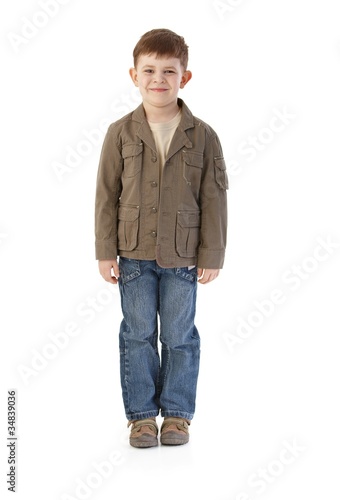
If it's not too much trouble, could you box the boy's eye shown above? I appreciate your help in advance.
[143,69,175,74]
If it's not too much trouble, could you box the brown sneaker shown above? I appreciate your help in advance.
[128,418,159,448]
[160,417,190,446]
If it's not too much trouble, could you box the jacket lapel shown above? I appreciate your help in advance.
[131,99,195,158]
[166,128,193,160]
[132,104,157,153]
[166,99,194,159]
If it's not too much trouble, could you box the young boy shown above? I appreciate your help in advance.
[95,29,228,447]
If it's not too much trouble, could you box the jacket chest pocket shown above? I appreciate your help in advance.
[176,210,201,258]
[182,150,203,187]
[118,205,140,251]
[122,143,143,178]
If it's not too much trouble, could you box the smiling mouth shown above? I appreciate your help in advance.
[150,88,168,92]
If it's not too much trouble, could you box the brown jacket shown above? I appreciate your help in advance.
[95,99,228,269]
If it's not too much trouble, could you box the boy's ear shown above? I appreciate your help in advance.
[180,70,192,89]
[129,68,139,87]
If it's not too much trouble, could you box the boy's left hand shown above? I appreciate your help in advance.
[197,268,220,284]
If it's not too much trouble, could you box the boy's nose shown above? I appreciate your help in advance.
[153,73,165,83]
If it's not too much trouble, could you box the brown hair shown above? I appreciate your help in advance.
[133,29,189,69]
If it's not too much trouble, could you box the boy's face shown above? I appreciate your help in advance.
[129,53,192,111]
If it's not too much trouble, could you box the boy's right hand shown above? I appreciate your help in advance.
[98,259,120,284]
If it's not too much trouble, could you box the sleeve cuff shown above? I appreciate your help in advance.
[95,240,117,261]
[197,248,225,269]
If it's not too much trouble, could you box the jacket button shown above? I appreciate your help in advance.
[152,207,157,213]
[151,157,157,162]
[151,231,157,237]
[151,181,158,187]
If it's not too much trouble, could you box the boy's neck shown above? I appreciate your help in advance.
[143,101,180,123]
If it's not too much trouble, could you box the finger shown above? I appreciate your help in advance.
[101,270,118,284]
[198,269,210,284]
[198,275,210,284]
[109,269,120,284]
[199,270,219,284]
[112,263,120,279]
[198,275,209,284]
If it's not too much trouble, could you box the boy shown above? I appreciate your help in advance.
[95,29,228,447]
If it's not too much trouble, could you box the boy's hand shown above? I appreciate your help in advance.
[98,259,120,284]
[197,268,220,284]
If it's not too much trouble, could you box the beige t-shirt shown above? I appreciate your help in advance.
[148,109,182,174]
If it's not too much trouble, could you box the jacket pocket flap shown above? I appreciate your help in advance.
[214,157,229,189]
[183,151,203,168]
[122,143,143,159]
[214,157,227,171]
[177,210,201,228]
[118,205,140,222]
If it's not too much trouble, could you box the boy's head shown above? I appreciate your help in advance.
[133,29,189,70]
[129,29,192,114]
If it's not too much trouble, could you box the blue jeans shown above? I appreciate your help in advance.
[118,258,200,421]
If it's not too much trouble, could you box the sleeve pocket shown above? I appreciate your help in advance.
[214,157,229,190]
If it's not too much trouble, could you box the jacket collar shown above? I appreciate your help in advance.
[132,98,194,157]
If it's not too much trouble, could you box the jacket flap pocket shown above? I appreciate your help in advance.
[214,157,229,189]
[118,205,140,222]
[122,143,143,159]
[177,210,201,228]
[183,151,203,168]
[214,157,226,171]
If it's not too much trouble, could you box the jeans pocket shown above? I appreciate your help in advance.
[119,257,141,284]
[175,266,198,283]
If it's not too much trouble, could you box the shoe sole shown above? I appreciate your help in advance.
[130,436,158,448]
[160,431,189,446]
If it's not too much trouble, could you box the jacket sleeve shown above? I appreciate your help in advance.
[94,125,122,260]
[197,132,228,269]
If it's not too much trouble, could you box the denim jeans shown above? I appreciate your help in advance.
[118,257,200,421]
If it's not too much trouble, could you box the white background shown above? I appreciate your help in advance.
[1,0,340,499]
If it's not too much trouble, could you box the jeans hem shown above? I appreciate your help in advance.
[161,410,193,421]
[127,410,159,421]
